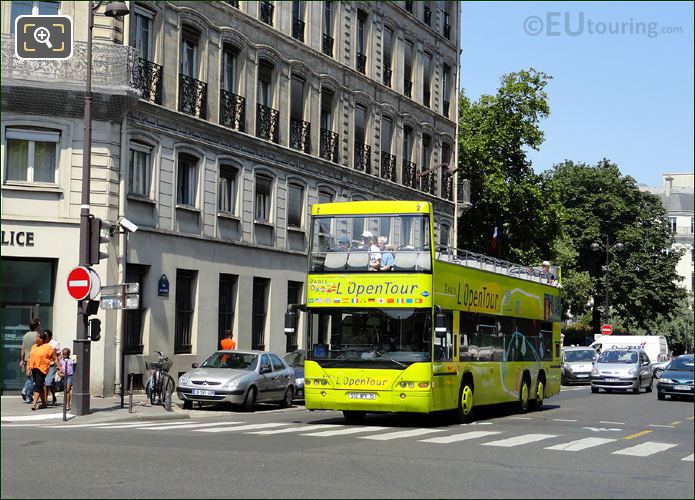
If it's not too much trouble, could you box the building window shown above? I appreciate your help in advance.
[255,174,273,222]
[177,153,198,206]
[440,225,450,247]
[356,11,367,74]
[288,183,304,228]
[286,281,302,352]
[131,9,153,61]
[218,273,237,348]
[383,27,393,87]
[174,269,197,354]
[260,0,274,26]
[669,216,677,233]
[124,264,148,354]
[222,46,237,94]
[180,29,198,78]
[5,129,59,183]
[404,40,414,98]
[442,64,451,117]
[292,1,305,42]
[128,142,152,197]
[290,76,310,153]
[423,52,432,107]
[10,1,59,33]
[318,190,333,205]
[252,278,269,350]
[218,164,237,213]
[322,1,334,56]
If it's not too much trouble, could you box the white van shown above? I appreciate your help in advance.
[590,335,669,363]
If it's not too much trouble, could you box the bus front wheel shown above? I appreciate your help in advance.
[518,377,530,413]
[454,382,475,424]
[343,410,366,424]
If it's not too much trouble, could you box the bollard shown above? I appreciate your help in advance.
[128,372,134,414]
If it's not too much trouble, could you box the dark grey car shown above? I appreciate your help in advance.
[591,349,653,394]
[176,350,295,411]
[656,354,694,400]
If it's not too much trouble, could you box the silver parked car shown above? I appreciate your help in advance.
[591,349,653,394]
[561,347,596,385]
[176,350,295,411]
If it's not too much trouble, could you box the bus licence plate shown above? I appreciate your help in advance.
[192,389,215,396]
[674,385,691,391]
[348,392,376,400]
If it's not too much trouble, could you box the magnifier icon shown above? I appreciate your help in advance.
[33,27,53,49]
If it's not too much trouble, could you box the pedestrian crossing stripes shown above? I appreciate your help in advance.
[611,441,678,457]
[359,428,444,441]
[545,437,616,451]
[419,430,502,444]
[481,433,558,447]
[196,422,287,433]
[301,426,389,437]
[682,454,694,462]
[248,424,341,435]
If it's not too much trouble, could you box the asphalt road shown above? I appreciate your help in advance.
[2,385,693,499]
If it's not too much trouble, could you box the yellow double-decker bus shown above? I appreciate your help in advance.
[285,200,562,423]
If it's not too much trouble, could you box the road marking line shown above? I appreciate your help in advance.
[545,437,616,451]
[248,424,342,435]
[687,416,694,421]
[301,426,389,437]
[508,417,533,420]
[481,433,558,447]
[600,421,625,425]
[553,419,578,422]
[612,441,678,457]
[44,421,156,428]
[682,454,694,462]
[140,421,246,431]
[196,423,288,433]
[419,430,502,444]
[1,413,75,422]
[649,424,674,428]
[623,430,653,440]
[669,421,682,426]
[359,428,445,441]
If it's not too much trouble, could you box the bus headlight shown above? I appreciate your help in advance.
[400,381,407,388]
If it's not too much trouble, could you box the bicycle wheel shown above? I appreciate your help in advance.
[160,373,176,408]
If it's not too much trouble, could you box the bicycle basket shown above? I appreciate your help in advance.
[160,358,173,372]
[145,361,163,371]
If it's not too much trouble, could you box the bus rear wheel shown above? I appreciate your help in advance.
[343,410,366,424]
[454,382,474,424]
[518,378,530,413]
[530,379,544,411]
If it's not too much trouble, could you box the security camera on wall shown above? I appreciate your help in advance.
[118,217,138,233]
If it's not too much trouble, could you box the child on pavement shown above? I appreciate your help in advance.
[59,348,74,411]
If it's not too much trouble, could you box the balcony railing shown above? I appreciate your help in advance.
[292,17,305,42]
[256,103,279,143]
[419,169,436,195]
[133,57,162,104]
[224,1,239,7]
[423,90,431,108]
[220,89,245,132]
[441,173,453,200]
[381,152,396,182]
[444,23,451,39]
[356,53,367,74]
[320,129,339,163]
[354,141,371,173]
[405,1,413,13]
[322,33,334,57]
[402,160,417,188]
[424,6,431,25]
[290,118,311,154]
[260,1,274,26]
[404,79,412,98]
[179,74,207,119]
[383,64,392,87]
[443,100,450,118]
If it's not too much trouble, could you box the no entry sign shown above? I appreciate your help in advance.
[600,324,613,335]
[67,266,100,300]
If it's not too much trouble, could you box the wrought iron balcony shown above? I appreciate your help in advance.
[424,6,431,25]
[293,17,305,42]
[402,160,417,189]
[405,1,413,13]
[179,74,207,119]
[381,152,396,181]
[356,53,367,74]
[260,1,274,26]
[423,90,431,108]
[404,79,412,98]
[224,1,239,7]
[220,89,245,132]
[443,100,450,117]
[256,103,279,143]
[290,118,311,154]
[441,172,453,200]
[354,141,371,173]
[320,128,339,163]
[383,64,392,87]
[322,33,334,57]
[133,58,162,104]
[419,170,435,195]
[444,23,451,39]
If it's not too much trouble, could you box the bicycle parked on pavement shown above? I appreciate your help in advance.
[145,351,175,408]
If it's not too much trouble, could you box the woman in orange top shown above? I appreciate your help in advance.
[220,330,236,350]
[26,331,62,410]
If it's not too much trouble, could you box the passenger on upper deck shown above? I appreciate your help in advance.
[542,261,559,286]
[359,231,381,271]
[378,237,395,271]
[329,236,351,252]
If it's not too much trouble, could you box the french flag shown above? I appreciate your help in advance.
[490,225,499,252]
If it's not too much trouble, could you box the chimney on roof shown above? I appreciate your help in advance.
[664,175,674,197]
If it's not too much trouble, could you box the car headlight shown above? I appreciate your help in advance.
[178,375,190,386]
[660,378,676,384]
[565,366,573,374]
[591,367,598,375]
[629,367,639,376]
[223,378,240,389]
[295,377,304,386]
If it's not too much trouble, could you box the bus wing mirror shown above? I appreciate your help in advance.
[284,311,297,336]
[435,313,448,339]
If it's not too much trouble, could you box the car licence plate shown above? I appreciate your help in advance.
[605,378,620,382]
[348,392,376,400]
[576,374,589,378]
[192,389,215,396]
[674,385,691,391]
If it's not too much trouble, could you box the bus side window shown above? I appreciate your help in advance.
[434,311,453,361]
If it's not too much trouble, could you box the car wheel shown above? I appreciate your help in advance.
[654,368,664,379]
[645,379,653,393]
[632,382,640,394]
[560,374,567,386]
[343,410,366,424]
[242,386,257,412]
[518,377,530,413]
[183,400,193,410]
[657,390,665,400]
[591,386,599,393]
[280,386,294,408]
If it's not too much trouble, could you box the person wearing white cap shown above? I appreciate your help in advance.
[359,231,381,270]
[541,261,558,286]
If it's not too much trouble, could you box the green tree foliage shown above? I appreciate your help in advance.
[645,296,694,355]
[457,69,561,264]
[545,160,686,333]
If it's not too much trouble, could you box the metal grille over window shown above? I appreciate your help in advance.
[290,118,311,154]
[124,265,147,354]
[220,90,245,132]
[404,79,413,98]
[260,1,274,26]
[444,23,451,39]
[256,103,280,143]
[443,100,450,118]
[178,74,207,119]
[292,17,305,42]
[133,58,162,104]
[405,1,413,13]
[320,129,339,163]
[402,159,418,188]
[322,33,334,56]
[354,142,371,173]
[381,151,397,181]
[252,278,269,351]
[174,270,196,355]
[356,53,367,74]
[423,5,431,25]
[383,64,392,87]
[218,274,237,347]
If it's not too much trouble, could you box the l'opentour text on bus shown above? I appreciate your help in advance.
[284,200,563,423]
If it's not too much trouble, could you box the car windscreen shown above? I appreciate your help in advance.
[200,352,258,370]
[284,351,305,367]
[564,350,595,362]
[597,351,638,364]
[667,357,694,371]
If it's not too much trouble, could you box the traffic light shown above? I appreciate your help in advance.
[88,217,110,265]
[89,318,101,342]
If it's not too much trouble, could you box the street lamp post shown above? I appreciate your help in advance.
[591,236,624,329]
[73,1,129,417]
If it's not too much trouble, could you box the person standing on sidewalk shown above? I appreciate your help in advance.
[220,330,236,350]
[26,331,62,411]
[59,348,74,411]
[19,318,40,404]
[44,330,61,406]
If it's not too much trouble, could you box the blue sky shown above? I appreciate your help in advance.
[460,1,694,187]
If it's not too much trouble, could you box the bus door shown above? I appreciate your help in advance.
[432,310,457,411]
